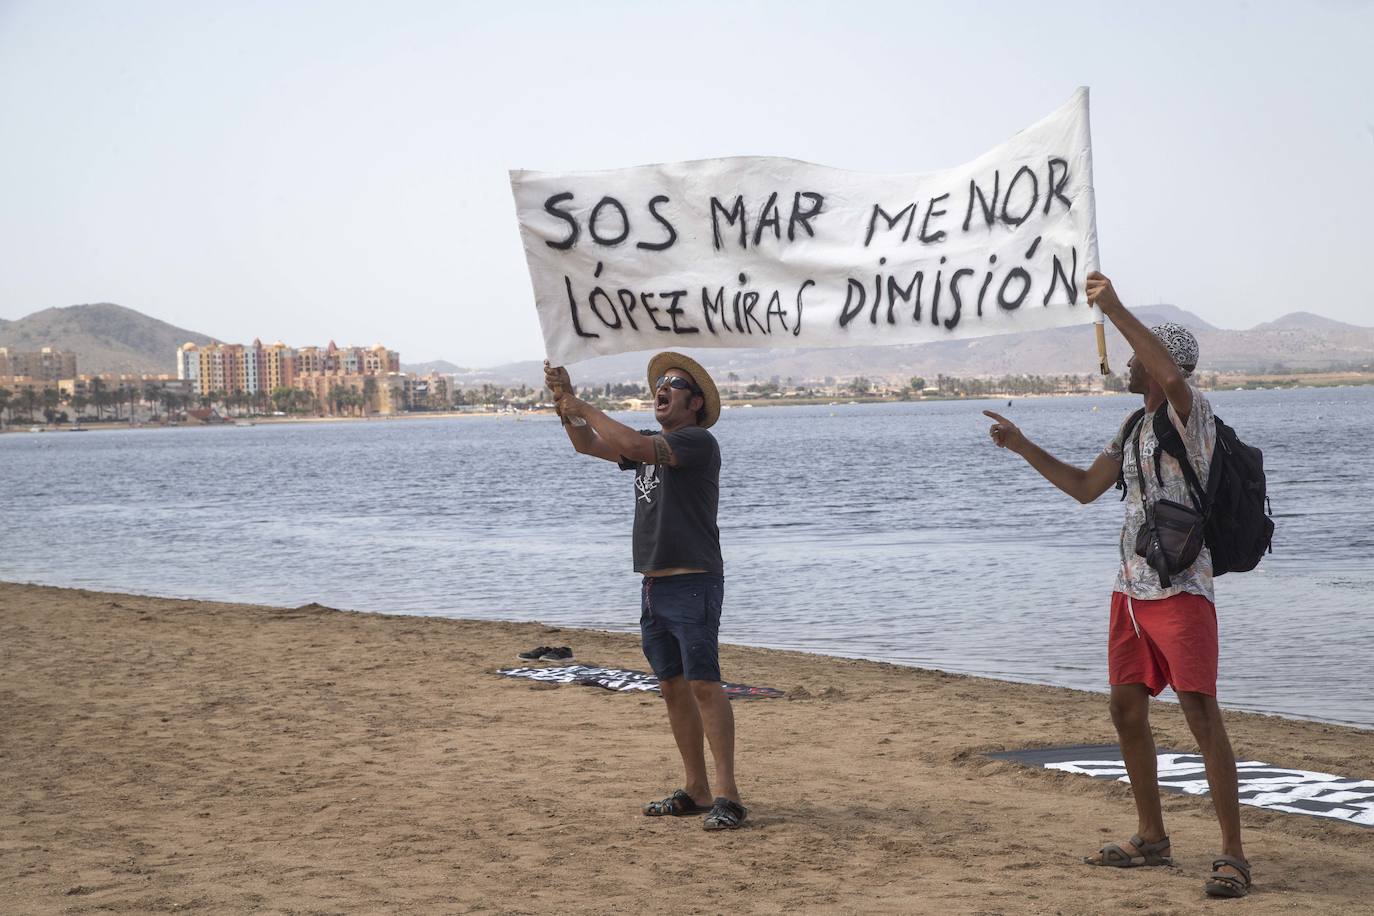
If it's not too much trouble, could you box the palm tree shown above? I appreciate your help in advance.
[362,376,377,415]
[88,378,107,420]
[143,382,162,417]
[158,389,178,420]
[0,386,13,427]
[41,388,60,425]
[271,386,292,414]
[291,389,317,415]
[20,387,40,422]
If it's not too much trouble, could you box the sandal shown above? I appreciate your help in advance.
[1205,856,1252,898]
[702,797,747,830]
[1083,834,1173,868]
[642,789,712,817]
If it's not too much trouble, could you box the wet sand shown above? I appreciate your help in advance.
[2,581,1371,914]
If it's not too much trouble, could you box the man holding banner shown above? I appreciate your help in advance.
[983,272,1251,899]
[514,87,1150,846]
[544,353,746,831]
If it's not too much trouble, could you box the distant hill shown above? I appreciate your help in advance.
[402,359,468,375]
[0,304,216,376]
[8,300,1369,385]
[1251,312,1363,331]
[459,306,1374,387]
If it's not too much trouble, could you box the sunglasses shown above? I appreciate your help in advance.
[655,375,702,395]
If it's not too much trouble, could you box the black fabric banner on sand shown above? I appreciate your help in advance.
[497,664,784,699]
[987,744,1373,829]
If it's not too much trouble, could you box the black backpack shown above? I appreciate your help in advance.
[1116,406,1274,576]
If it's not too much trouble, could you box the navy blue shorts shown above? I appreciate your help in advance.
[640,573,724,683]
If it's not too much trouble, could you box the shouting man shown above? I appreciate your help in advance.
[983,272,1250,899]
[544,351,745,831]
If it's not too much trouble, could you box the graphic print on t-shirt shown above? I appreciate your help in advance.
[635,464,659,503]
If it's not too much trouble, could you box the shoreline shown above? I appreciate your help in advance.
[4,371,1370,435]
[4,576,1365,733]
[3,581,1371,914]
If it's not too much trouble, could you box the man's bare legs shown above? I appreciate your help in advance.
[1087,684,1247,882]
[658,675,711,806]
[1086,683,1170,863]
[658,676,739,805]
[1178,691,1247,880]
[691,679,739,803]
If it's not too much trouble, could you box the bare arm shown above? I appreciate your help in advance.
[566,396,670,464]
[1086,272,1192,424]
[544,362,620,462]
[543,362,674,465]
[561,411,623,462]
[984,410,1120,504]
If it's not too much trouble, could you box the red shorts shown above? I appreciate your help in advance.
[1108,591,1218,697]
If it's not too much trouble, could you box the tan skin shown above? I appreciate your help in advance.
[983,273,1247,884]
[543,360,740,808]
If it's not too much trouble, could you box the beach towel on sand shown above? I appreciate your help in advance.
[497,664,783,699]
[988,744,1374,828]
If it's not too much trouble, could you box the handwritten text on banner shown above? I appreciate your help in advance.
[511,88,1099,365]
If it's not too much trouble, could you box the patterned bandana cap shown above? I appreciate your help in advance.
[1150,322,1199,376]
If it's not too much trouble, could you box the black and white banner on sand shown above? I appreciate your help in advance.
[497,665,784,700]
[511,89,1100,365]
[988,744,1374,828]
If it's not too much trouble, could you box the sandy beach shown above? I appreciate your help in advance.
[2,582,1371,915]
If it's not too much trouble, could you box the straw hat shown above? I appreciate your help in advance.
[646,351,720,429]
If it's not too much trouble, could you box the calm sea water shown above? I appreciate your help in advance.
[3,387,1372,728]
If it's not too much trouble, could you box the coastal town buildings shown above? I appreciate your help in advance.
[0,346,77,381]
[174,339,434,415]
[1,336,452,426]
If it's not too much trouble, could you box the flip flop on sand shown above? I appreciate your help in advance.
[1205,856,1252,898]
[642,789,712,817]
[1083,834,1173,868]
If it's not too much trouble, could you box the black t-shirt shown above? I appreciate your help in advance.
[618,426,723,575]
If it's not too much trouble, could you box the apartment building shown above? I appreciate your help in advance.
[175,339,410,414]
[0,346,77,381]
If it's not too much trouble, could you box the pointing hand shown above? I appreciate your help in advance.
[982,410,1025,452]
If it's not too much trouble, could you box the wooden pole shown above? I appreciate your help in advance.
[550,378,585,427]
[1095,310,1111,375]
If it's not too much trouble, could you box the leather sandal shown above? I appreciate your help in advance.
[702,797,747,830]
[1083,834,1173,868]
[1205,856,1252,898]
[642,789,711,817]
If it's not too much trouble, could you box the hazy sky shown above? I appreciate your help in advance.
[2,0,1371,366]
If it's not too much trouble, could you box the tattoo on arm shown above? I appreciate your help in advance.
[651,435,675,466]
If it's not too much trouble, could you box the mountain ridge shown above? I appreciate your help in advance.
[0,303,217,376]
[4,302,1371,383]
[457,304,1374,387]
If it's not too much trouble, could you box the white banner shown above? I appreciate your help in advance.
[511,88,1098,366]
